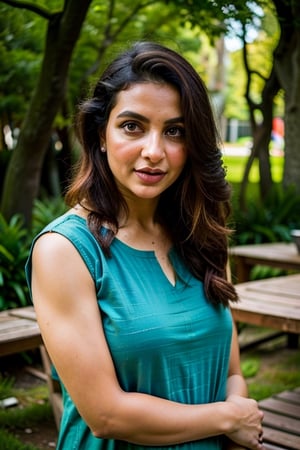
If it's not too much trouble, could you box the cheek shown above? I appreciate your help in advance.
[170,147,187,170]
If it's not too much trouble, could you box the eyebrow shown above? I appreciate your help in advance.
[116,110,184,124]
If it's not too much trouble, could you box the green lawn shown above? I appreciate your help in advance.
[223,155,284,184]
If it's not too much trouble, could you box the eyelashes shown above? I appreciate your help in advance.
[120,121,185,139]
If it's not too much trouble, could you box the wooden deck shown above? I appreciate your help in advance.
[260,388,300,449]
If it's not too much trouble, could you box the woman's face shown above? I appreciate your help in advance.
[103,82,187,204]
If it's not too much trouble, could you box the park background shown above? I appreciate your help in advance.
[0,1,300,449]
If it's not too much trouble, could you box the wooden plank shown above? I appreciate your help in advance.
[232,295,299,315]
[275,391,300,405]
[0,337,43,356]
[235,289,300,305]
[258,388,300,449]
[239,285,300,300]
[231,243,300,265]
[0,308,42,356]
[0,318,39,339]
[231,308,300,333]
[259,397,300,418]
[9,306,36,321]
[230,243,300,282]
[231,274,300,333]
[263,444,289,450]
[263,425,300,450]
[262,410,300,434]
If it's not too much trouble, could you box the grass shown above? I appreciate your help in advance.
[223,154,284,184]
[0,373,53,450]
[240,328,300,400]
[0,429,38,450]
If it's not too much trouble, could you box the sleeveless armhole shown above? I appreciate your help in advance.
[25,214,104,299]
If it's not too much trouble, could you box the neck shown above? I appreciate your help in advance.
[119,196,160,230]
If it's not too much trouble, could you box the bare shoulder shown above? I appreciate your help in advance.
[32,231,79,264]
[32,231,93,292]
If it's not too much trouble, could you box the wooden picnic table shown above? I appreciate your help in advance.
[230,242,300,283]
[0,306,42,357]
[230,273,300,335]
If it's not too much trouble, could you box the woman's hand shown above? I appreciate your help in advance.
[225,394,264,450]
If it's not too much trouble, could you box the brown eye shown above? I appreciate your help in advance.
[121,122,142,133]
[166,126,185,138]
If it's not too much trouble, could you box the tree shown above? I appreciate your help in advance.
[239,10,281,207]
[4,0,299,226]
[223,0,300,208]
[0,0,231,226]
[0,0,93,226]
[273,0,300,191]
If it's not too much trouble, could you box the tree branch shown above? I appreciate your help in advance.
[82,0,158,81]
[0,0,59,19]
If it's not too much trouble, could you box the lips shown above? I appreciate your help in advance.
[134,167,166,183]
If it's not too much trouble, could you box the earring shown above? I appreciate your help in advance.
[101,146,106,153]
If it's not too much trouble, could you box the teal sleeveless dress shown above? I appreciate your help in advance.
[25,214,233,449]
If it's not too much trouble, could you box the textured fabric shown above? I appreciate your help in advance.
[25,214,233,449]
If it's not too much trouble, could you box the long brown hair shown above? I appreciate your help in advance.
[66,41,238,306]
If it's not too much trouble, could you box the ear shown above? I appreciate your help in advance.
[99,130,106,149]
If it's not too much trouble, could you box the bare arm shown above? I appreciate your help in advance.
[224,320,264,449]
[31,232,263,447]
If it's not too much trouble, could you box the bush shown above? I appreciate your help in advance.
[231,184,300,245]
[0,196,67,311]
[0,214,30,310]
[31,196,67,236]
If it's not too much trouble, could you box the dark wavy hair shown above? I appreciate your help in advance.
[66,41,238,306]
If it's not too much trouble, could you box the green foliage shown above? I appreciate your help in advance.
[246,349,300,401]
[0,196,67,311]
[0,3,45,122]
[0,402,52,428]
[0,214,30,310]
[31,196,67,236]
[241,357,260,378]
[0,398,52,450]
[0,429,38,450]
[0,375,14,400]
[232,184,300,246]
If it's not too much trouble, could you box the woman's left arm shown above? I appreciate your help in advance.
[226,319,248,398]
[225,316,250,450]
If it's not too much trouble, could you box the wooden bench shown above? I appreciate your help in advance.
[0,306,42,356]
[0,306,63,429]
[230,273,300,349]
[259,388,300,449]
[230,242,300,283]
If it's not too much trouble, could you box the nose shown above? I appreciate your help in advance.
[141,132,165,162]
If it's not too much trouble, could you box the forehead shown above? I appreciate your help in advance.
[111,82,182,114]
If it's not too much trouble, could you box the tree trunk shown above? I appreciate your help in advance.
[273,0,300,193]
[239,44,280,210]
[283,94,300,190]
[0,0,92,226]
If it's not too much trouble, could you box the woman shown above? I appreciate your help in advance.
[26,41,264,449]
